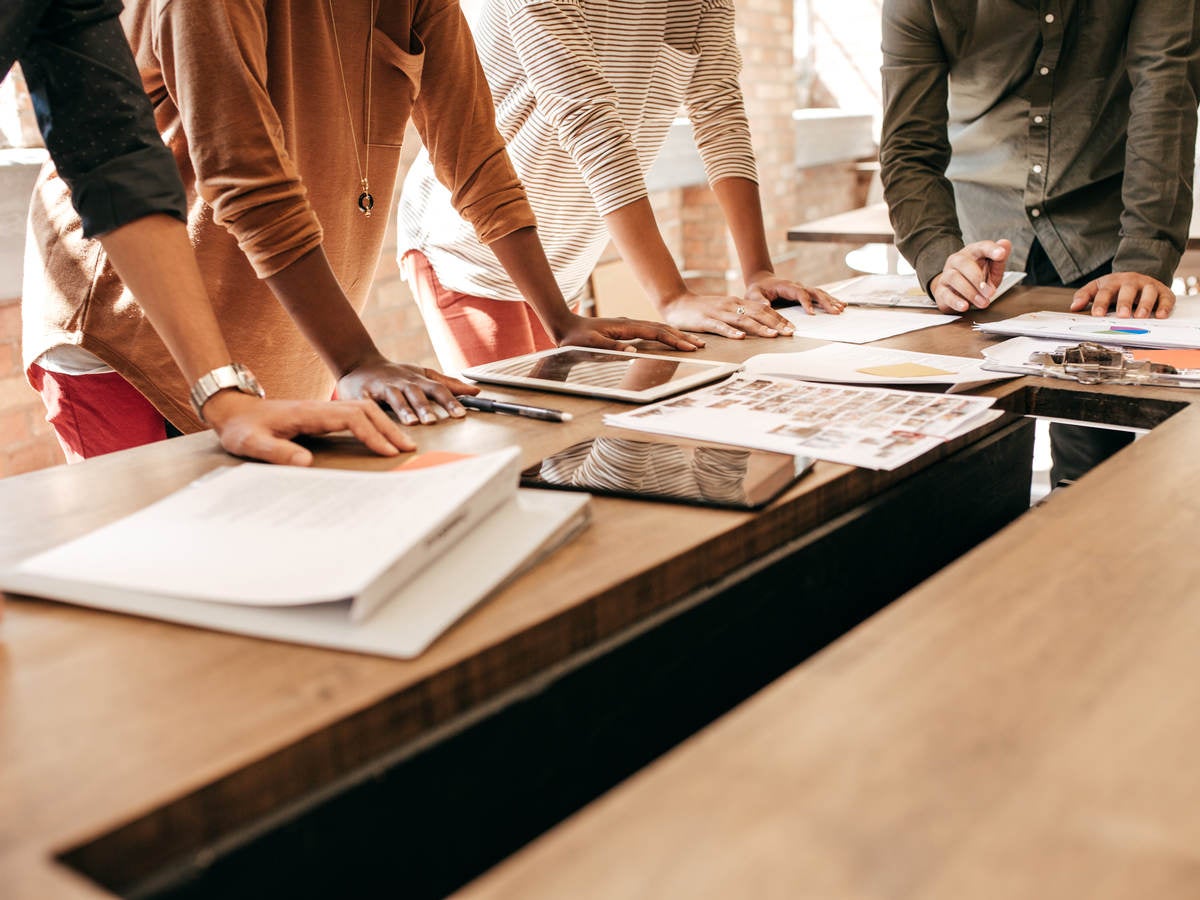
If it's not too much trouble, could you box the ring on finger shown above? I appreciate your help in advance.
[735,305,746,316]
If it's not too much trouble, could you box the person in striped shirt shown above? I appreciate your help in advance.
[398,0,843,370]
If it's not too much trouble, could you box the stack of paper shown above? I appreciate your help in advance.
[823,271,1026,309]
[0,449,591,658]
[744,343,1018,393]
[605,374,1001,471]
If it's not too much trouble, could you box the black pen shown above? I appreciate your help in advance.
[457,395,573,423]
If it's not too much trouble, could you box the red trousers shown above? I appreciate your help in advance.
[401,250,557,370]
[28,363,171,463]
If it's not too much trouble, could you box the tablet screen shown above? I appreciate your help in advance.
[520,437,812,510]
[465,348,740,402]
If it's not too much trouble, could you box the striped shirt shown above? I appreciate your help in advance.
[397,0,758,304]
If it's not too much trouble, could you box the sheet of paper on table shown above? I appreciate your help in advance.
[604,374,1001,471]
[976,311,1200,349]
[822,271,1026,309]
[744,343,1019,393]
[777,306,959,344]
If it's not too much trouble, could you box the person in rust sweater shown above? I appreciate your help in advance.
[22,0,698,459]
[7,0,413,465]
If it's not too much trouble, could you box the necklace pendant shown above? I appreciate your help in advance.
[358,190,375,217]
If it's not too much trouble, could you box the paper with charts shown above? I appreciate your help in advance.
[743,343,1018,393]
[823,271,1026,309]
[776,305,958,343]
[604,374,1001,471]
[976,311,1200,349]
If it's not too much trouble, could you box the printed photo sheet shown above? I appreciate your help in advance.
[605,375,1001,471]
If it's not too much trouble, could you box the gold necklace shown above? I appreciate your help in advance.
[327,0,376,216]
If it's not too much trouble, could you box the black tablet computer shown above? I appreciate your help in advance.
[519,436,813,510]
[462,347,742,403]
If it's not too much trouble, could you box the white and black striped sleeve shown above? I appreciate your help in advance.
[503,0,649,215]
[686,0,758,187]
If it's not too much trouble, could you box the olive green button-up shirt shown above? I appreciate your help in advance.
[880,0,1200,291]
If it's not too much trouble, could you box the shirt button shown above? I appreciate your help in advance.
[1045,13,1055,23]
[1031,208,1042,218]
[1034,115,1045,124]
[1040,66,1050,75]
[1032,164,1043,174]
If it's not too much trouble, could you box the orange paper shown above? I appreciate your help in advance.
[394,451,476,471]
[1128,349,1200,370]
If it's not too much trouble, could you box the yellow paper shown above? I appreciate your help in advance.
[857,362,956,378]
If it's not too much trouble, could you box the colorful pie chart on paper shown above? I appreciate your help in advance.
[1069,323,1152,336]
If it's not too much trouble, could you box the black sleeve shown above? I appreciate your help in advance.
[5,0,187,237]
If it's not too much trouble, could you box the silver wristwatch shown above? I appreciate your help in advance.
[189,363,265,422]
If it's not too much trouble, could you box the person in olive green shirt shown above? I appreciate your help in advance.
[880,0,1200,483]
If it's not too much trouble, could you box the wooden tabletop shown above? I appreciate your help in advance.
[788,201,1200,251]
[0,296,1070,899]
[787,201,893,244]
[458,305,1200,897]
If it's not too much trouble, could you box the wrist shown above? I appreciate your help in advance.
[335,344,386,379]
[654,280,694,310]
[537,302,580,341]
[200,388,263,428]
[744,268,775,288]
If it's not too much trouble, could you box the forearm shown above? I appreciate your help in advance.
[603,198,690,306]
[264,246,382,377]
[711,177,774,284]
[98,214,231,383]
[486,227,577,338]
[880,0,962,289]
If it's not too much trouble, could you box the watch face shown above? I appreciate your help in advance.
[234,365,265,398]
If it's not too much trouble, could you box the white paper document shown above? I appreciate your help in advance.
[823,271,1026,309]
[0,450,592,658]
[744,343,1018,393]
[604,374,1001,471]
[778,306,958,344]
[976,311,1200,349]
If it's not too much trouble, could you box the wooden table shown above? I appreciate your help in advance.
[458,301,1200,898]
[0,287,1168,899]
[788,201,1200,250]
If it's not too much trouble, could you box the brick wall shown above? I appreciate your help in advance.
[0,299,62,477]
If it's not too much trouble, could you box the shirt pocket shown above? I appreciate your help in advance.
[368,27,424,148]
[643,43,699,122]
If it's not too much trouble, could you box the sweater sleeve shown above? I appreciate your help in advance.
[409,0,535,244]
[685,0,758,187]
[503,0,648,216]
[151,0,323,279]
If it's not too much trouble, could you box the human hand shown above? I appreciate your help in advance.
[203,392,414,465]
[658,290,785,339]
[930,239,1012,312]
[553,312,704,352]
[747,273,845,318]
[1070,272,1175,319]
[336,354,479,425]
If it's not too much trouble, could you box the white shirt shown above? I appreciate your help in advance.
[397,0,758,304]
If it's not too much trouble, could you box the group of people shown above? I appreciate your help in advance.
[5,0,1198,480]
